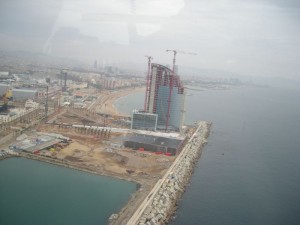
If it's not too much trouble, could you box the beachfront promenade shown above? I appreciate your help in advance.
[125,121,210,225]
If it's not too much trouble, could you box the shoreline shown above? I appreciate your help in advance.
[9,151,158,224]
[124,121,211,225]
[112,88,144,116]
[1,87,211,225]
[98,86,145,117]
[5,121,211,225]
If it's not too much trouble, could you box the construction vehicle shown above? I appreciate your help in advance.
[0,89,13,112]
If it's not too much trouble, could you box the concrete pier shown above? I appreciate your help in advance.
[124,121,210,225]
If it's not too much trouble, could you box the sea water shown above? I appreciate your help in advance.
[115,80,300,225]
[0,158,136,225]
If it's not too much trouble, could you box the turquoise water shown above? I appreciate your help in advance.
[115,81,300,225]
[2,82,299,225]
[0,158,136,225]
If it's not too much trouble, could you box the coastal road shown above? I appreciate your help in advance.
[125,178,164,224]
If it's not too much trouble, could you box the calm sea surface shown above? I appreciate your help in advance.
[0,158,136,225]
[115,81,300,225]
[1,81,299,225]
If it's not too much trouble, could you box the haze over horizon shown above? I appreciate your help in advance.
[0,0,299,78]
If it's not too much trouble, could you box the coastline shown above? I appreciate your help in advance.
[124,121,211,225]
[0,86,154,225]
[107,89,211,224]
[1,87,211,225]
[14,151,158,224]
[97,87,145,117]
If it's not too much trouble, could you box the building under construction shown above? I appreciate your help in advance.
[131,109,158,131]
[144,63,185,131]
[123,134,183,156]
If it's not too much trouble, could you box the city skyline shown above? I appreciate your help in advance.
[0,0,299,78]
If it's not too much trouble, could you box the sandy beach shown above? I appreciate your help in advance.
[93,87,145,117]
[5,85,206,225]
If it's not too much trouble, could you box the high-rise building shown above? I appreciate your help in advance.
[145,63,185,131]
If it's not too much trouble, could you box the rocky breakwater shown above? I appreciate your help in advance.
[125,121,211,225]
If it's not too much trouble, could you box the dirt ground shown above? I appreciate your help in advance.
[32,125,176,224]
[29,86,181,224]
[37,86,174,178]
[37,126,175,177]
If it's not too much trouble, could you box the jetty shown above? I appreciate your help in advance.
[124,121,210,225]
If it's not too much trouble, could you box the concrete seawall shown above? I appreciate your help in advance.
[125,121,211,225]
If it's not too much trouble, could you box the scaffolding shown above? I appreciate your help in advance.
[145,63,185,131]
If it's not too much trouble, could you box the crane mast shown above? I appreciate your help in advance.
[144,55,153,112]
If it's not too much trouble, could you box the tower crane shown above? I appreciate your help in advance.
[165,49,197,130]
[166,50,197,72]
[144,55,153,112]
[61,68,70,92]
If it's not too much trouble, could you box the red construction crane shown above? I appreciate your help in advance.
[144,55,153,112]
[165,49,197,130]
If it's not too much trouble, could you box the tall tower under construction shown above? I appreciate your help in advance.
[145,63,185,131]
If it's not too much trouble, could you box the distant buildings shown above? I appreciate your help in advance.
[13,89,37,101]
[0,83,37,101]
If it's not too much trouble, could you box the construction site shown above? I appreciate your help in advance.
[0,50,211,225]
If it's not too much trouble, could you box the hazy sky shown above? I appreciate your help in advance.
[0,0,299,77]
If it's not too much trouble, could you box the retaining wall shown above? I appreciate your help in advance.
[124,121,211,225]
